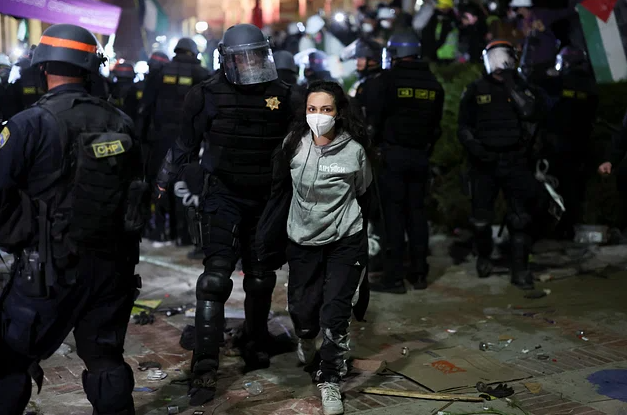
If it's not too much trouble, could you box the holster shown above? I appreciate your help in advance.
[17,249,48,298]
[187,206,202,247]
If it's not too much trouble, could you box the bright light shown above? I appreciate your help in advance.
[104,34,116,60]
[156,35,167,43]
[10,47,24,61]
[193,34,208,53]
[213,48,220,71]
[334,13,345,23]
[195,21,209,33]
[135,60,149,75]
[415,0,424,11]
[296,22,305,32]
[488,1,498,11]
[168,38,179,57]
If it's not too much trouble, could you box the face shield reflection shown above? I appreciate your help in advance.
[482,46,515,74]
[222,41,278,85]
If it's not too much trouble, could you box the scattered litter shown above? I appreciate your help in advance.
[537,354,550,360]
[576,330,585,336]
[580,336,589,341]
[479,342,493,351]
[131,299,162,315]
[146,369,167,381]
[543,289,552,296]
[138,361,162,371]
[539,273,553,282]
[524,382,543,394]
[54,343,72,357]
[193,412,205,415]
[164,293,170,298]
[486,316,493,319]
[498,335,515,342]
[499,339,513,347]
[360,327,365,331]
[552,359,557,362]
[161,306,185,317]
[167,405,179,415]
[524,290,547,299]
[421,318,428,321]
[185,308,196,318]
[133,311,155,325]
[522,349,530,354]
[477,320,487,324]
[361,387,484,402]
[475,382,514,398]
[446,329,457,334]
[535,345,542,350]
[243,380,264,396]
[133,387,157,393]
[483,307,509,316]
[544,318,556,324]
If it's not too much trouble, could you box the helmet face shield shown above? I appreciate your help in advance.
[221,41,277,85]
[482,45,516,74]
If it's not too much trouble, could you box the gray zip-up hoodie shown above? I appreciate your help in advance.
[286,131,373,246]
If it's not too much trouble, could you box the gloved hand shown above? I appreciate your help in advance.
[465,138,497,163]
[499,68,517,86]
[182,163,205,196]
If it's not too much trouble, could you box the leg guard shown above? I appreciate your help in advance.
[242,271,277,341]
[82,362,135,415]
[510,233,534,290]
[196,257,234,303]
[470,217,493,258]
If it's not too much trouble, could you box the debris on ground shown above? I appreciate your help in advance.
[352,359,386,373]
[131,300,162,315]
[146,369,168,381]
[54,343,72,357]
[524,290,547,300]
[243,380,264,396]
[138,361,162,371]
[524,383,543,394]
[179,324,195,350]
[133,387,157,393]
[167,405,179,415]
[476,382,515,398]
[361,387,484,402]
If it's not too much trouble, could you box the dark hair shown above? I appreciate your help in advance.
[284,80,375,162]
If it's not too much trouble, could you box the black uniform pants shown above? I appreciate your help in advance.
[469,153,538,272]
[0,252,138,415]
[378,146,430,283]
[193,178,276,372]
[287,231,367,384]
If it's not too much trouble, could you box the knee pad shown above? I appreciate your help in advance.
[82,362,134,415]
[470,217,492,235]
[197,257,233,302]
[243,272,277,296]
[507,212,532,232]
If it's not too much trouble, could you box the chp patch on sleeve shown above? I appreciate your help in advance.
[0,126,10,149]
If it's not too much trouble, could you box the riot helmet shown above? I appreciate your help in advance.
[273,50,298,73]
[32,24,106,74]
[174,37,199,55]
[482,40,516,75]
[306,50,330,73]
[148,51,170,70]
[555,46,590,74]
[384,30,421,68]
[219,24,278,85]
[341,38,382,76]
[112,62,136,80]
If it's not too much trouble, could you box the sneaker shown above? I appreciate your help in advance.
[297,338,316,365]
[318,382,344,415]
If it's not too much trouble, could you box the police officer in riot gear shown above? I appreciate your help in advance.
[0,23,145,415]
[301,49,336,85]
[0,53,19,122]
[156,23,292,406]
[540,46,598,239]
[140,38,210,243]
[368,30,445,293]
[110,61,140,119]
[11,46,47,113]
[342,37,382,106]
[458,40,543,290]
[135,51,170,103]
[274,50,299,85]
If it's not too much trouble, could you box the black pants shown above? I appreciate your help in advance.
[546,150,586,238]
[0,252,138,415]
[193,177,276,372]
[469,153,537,273]
[379,146,430,282]
[287,232,367,384]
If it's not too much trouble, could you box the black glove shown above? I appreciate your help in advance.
[182,163,205,196]
[464,138,497,163]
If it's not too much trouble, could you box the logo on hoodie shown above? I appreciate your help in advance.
[319,163,346,174]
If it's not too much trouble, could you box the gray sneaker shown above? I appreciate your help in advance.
[318,382,344,415]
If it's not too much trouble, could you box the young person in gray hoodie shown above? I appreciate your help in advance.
[283,81,373,415]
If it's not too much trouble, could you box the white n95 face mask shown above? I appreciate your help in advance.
[307,113,336,137]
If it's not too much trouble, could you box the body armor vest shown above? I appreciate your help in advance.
[473,78,522,149]
[31,92,140,253]
[546,73,598,139]
[154,61,196,132]
[19,65,45,109]
[110,80,134,110]
[203,75,291,187]
[383,62,443,148]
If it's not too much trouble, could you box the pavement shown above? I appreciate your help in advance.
[19,235,627,415]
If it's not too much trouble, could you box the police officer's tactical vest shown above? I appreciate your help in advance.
[19,65,45,109]
[203,75,291,187]
[154,61,196,132]
[110,80,134,110]
[472,78,522,149]
[32,92,140,253]
[384,61,443,148]
[546,73,598,139]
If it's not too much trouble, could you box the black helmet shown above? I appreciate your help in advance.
[174,37,199,55]
[219,24,277,85]
[112,62,136,79]
[273,50,298,73]
[148,51,170,68]
[386,30,421,60]
[555,45,589,73]
[307,50,330,72]
[32,24,105,73]
[482,40,516,74]
[341,37,382,62]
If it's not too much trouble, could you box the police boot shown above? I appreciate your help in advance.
[476,256,493,279]
[510,233,535,290]
[240,274,276,370]
[407,247,429,290]
[189,301,223,406]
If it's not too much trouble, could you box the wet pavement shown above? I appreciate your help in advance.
[24,236,627,415]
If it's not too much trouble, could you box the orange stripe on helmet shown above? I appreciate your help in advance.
[151,55,169,62]
[486,40,513,49]
[40,35,97,53]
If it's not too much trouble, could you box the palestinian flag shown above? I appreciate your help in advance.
[139,0,169,34]
[578,0,627,83]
